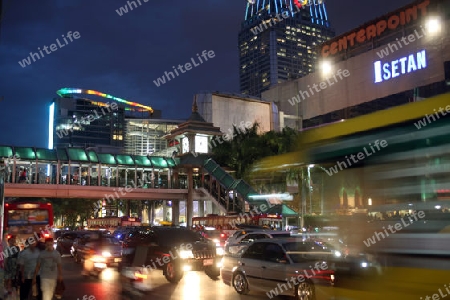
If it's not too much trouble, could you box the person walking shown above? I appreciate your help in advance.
[18,239,42,300]
[32,238,62,300]
[4,237,20,298]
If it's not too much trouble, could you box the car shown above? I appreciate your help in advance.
[79,233,122,277]
[119,245,154,297]
[121,226,221,284]
[225,230,292,254]
[55,231,89,256]
[221,238,336,299]
[198,227,228,256]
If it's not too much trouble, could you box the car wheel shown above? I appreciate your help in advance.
[205,266,220,280]
[295,281,315,300]
[164,261,183,283]
[232,272,249,295]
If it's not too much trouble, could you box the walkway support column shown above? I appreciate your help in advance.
[187,167,193,228]
[172,200,179,226]
[198,200,204,217]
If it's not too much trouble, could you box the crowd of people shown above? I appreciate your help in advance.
[0,235,63,300]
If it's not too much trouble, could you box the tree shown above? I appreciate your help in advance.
[212,123,299,180]
[49,198,99,228]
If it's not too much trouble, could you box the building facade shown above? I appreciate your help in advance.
[195,92,279,134]
[262,0,450,130]
[49,88,154,153]
[239,0,335,97]
[124,119,182,156]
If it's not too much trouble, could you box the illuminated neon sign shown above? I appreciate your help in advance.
[293,0,323,9]
[56,88,153,113]
[374,50,427,83]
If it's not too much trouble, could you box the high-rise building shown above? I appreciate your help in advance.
[49,88,154,153]
[238,0,335,97]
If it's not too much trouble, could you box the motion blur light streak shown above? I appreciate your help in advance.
[182,272,200,300]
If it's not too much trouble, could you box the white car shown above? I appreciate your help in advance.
[225,231,292,254]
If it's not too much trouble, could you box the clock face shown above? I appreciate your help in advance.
[182,137,189,153]
[195,136,208,153]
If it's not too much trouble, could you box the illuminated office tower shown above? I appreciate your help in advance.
[239,0,335,97]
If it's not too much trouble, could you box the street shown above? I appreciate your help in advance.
[61,256,335,300]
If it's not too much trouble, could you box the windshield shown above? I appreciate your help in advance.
[157,229,204,246]
[283,241,335,263]
[102,237,120,245]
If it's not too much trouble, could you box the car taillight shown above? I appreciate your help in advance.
[6,234,11,240]
[220,234,226,238]
[44,233,50,238]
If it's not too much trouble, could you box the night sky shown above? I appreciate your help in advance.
[0,0,413,148]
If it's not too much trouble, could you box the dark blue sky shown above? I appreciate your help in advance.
[0,0,412,148]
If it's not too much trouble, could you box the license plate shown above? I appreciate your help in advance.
[203,259,213,266]
[115,258,122,262]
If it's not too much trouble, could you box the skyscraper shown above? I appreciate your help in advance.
[239,0,335,97]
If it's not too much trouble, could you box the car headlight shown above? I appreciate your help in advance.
[216,247,225,256]
[361,262,368,268]
[102,251,112,257]
[178,250,194,259]
[334,250,342,258]
[92,255,106,263]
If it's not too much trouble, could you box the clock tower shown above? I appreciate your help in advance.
[165,96,223,227]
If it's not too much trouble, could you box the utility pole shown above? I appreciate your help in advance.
[0,157,7,242]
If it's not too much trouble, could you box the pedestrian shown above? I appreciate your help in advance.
[0,239,6,300]
[18,167,27,184]
[18,238,42,300]
[4,237,20,298]
[32,238,62,300]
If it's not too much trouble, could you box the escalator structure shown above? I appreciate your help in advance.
[200,158,268,214]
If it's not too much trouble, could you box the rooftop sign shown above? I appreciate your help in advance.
[320,0,430,58]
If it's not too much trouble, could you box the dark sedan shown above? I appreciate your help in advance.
[56,231,89,256]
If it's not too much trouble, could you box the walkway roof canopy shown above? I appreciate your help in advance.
[0,146,178,169]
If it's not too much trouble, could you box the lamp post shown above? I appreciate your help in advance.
[0,157,7,242]
[307,164,328,215]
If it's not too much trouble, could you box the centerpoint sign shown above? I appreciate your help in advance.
[374,49,427,83]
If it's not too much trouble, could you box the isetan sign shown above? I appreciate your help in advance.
[374,50,427,83]
[320,0,430,58]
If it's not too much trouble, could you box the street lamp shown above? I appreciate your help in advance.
[307,165,314,214]
[319,60,332,76]
[425,16,442,35]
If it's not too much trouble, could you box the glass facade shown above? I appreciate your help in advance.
[239,0,335,97]
[52,97,126,149]
[124,119,181,156]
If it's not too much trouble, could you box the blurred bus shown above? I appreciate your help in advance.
[192,213,282,237]
[250,93,450,257]
[87,216,141,233]
[4,201,54,247]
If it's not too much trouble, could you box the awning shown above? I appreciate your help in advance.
[150,157,168,169]
[266,204,298,216]
[35,148,58,161]
[13,147,36,160]
[87,151,98,163]
[132,155,152,168]
[0,146,13,158]
[66,148,89,162]
[115,154,135,166]
[96,153,117,165]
